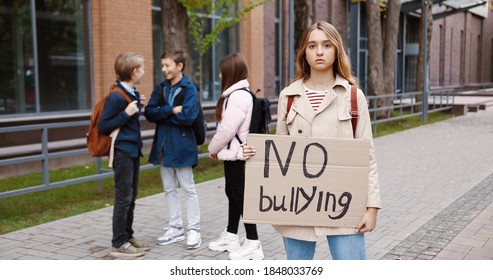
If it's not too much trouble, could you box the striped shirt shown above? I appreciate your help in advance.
[303,83,328,112]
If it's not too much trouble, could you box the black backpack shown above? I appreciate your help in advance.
[160,85,207,145]
[192,98,207,145]
[226,87,272,144]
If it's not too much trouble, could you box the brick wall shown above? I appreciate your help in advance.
[241,1,265,96]
[263,1,277,99]
[431,7,493,87]
[431,15,463,86]
[91,0,154,102]
[481,7,493,83]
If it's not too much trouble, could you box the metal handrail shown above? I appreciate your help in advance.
[2,84,486,199]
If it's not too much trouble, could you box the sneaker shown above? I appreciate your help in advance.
[110,242,146,258]
[156,227,185,245]
[186,230,202,250]
[229,239,264,260]
[208,230,241,252]
[128,237,150,251]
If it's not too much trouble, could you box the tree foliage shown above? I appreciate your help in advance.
[176,0,271,97]
[178,0,271,57]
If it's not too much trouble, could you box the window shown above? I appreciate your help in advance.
[477,34,481,83]
[0,0,89,115]
[404,15,420,92]
[460,30,465,85]
[348,1,368,94]
[439,25,445,86]
[194,19,233,102]
[152,5,163,86]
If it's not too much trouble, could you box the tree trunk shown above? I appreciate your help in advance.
[294,0,311,54]
[415,0,433,112]
[161,0,193,78]
[365,0,385,118]
[383,0,402,116]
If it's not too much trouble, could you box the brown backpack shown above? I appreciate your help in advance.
[86,85,132,157]
[285,85,358,138]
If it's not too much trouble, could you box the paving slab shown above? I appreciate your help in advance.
[1,109,493,260]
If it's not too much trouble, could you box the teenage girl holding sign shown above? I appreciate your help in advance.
[243,21,381,260]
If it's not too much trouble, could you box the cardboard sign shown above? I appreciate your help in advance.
[243,134,370,228]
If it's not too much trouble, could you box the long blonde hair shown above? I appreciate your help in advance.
[293,21,357,86]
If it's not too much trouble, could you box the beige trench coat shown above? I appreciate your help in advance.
[273,74,382,241]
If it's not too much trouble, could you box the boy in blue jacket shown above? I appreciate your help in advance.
[144,49,202,250]
[99,52,149,258]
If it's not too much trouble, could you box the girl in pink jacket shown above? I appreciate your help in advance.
[207,53,264,260]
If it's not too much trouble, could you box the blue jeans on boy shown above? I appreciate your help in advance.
[283,234,367,260]
[112,151,139,248]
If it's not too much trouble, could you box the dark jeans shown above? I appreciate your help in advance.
[224,160,258,240]
[112,151,139,248]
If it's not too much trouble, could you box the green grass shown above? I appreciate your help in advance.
[0,111,454,235]
[373,111,454,138]
[0,156,223,235]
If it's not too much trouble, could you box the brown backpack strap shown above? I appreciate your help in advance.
[350,85,358,138]
[110,84,133,104]
[285,95,295,118]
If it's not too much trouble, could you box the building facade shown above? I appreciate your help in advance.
[1,0,492,117]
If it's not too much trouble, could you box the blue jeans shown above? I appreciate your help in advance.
[160,166,201,231]
[112,151,139,248]
[283,234,367,260]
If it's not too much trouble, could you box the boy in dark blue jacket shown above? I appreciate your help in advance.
[99,52,149,258]
[145,49,202,250]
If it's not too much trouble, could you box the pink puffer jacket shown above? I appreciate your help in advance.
[208,79,253,161]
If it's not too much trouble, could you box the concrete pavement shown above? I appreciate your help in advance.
[1,108,492,260]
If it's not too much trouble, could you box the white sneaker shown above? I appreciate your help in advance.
[187,230,202,250]
[156,227,185,245]
[229,239,264,260]
[208,230,241,252]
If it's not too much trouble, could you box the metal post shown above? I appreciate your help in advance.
[96,157,103,192]
[30,0,41,114]
[422,0,429,122]
[41,128,49,187]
